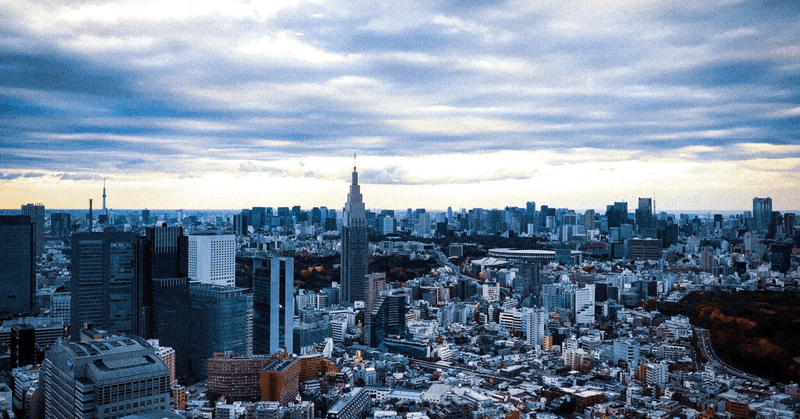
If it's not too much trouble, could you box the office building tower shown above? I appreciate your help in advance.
[753,197,772,235]
[20,203,45,257]
[635,198,653,230]
[606,202,628,229]
[613,338,641,370]
[188,233,236,286]
[785,213,796,238]
[253,256,295,356]
[363,273,386,347]
[188,283,248,379]
[341,163,368,304]
[70,232,141,340]
[51,289,71,323]
[365,293,406,347]
[521,307,548,347]
[88,199,93,231]
[628,238,662,260]
[234,213,248,236]
[137,226,191,373]
[40,337,171,419]
[10,324,36,368]
[574,284,595,325]
[0,215,35,316]
[584,209,596,231]
[142,208,151,224]
[50,212,71,239]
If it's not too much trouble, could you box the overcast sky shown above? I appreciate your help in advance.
[1,0,799,212]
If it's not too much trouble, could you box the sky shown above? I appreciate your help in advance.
[1,0,799,212]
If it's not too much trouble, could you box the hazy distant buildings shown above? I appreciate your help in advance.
[41,336,171,419]
[188,233,236,286]
[70,231,141,340]
[341,164,368,304]
[20,203,45,257]
[253,256,295,356]
[0,215,35,316]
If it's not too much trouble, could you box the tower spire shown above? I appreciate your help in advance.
[354,153,357,170]
[102,178,107,214]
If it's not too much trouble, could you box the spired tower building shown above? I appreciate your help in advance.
[341,160,369,304]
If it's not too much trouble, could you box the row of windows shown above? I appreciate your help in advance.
[95,376,169,405]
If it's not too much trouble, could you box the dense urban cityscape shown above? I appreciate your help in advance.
[0,164,798,419]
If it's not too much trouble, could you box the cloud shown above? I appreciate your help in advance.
[58,173,103,181]
[0,173,23,180]
[0,0,798,210]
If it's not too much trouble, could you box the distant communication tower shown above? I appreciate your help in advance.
[102,179,107,214]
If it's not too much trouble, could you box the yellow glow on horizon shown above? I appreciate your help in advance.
[2,150,798,211]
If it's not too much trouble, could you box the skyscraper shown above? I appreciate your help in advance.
[341,162,368,304]
[0,215,35,316]
[50,212,71,239]
[365,293,406,348]
[70,232,142,340]
[20,203,45,257]
[636,198,653,231]
[138,225,190,379]
[188,233,236,286]
[188,283,248,379]
[521,307,547,347]
[253,256,295,356]
[753,197,772,235]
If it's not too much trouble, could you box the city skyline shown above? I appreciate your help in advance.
[1,1,799,211]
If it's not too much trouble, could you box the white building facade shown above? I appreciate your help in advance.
[189,234,236,286]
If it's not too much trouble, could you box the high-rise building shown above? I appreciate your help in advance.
[142,208,151,224]
[0,215,35,316]
[70,231,141,340]
[40,337,171,419]
[341,163,368,304]
[365,293,406,347]
[10,324,36,368]
[50,212,71,239]
[138,227,190,379]
[753,197,772,235]
[635,198,653,231]
[20,203,45,257]
[521,307,548,347]
[188,233,236,286]
[574,284,595,325]
[253,256,295,356]
[188,283,248,379]
[613,337,640,370]
[583,209,596,231]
